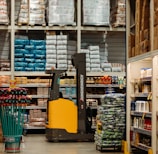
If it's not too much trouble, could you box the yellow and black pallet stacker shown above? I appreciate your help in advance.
[45,53,94,142]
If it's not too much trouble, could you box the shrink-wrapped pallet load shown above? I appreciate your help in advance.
[95,93,125,151]
[47,0,75,26]
[83,0,110,26]
[18,0,29,25]
[0,0,9,25]
[29,0,46,26]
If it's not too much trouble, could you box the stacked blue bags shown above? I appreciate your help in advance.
[14,39,46,71]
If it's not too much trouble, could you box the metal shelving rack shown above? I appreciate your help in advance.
[0,0,126,132]
[0,0,126,78]
[126,0,158,153]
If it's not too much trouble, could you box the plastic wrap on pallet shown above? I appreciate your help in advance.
[83,0,110,26]
[95,93,125,150]
[29,0,46,25]
[47,0,75,26]
[18,0,29,25]
[0,0,9,25]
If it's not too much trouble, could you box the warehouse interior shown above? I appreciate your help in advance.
[0,0,157,154]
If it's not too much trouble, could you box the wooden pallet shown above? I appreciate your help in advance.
[29,23,46,27]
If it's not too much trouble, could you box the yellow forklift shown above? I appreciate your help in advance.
[45,53,94,141]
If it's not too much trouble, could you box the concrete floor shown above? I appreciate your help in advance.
[0,134,123,154]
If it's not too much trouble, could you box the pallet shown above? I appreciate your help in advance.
[96,144,121,152]
[17,22,28,26]
[0,22,9,26]
[48,23,76,27]
[29,23,46,27]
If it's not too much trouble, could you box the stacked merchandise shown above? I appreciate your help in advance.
[17,0,29,25]
[14,38,46,71]
[0,0,9,25]
[80,49,90,72]
[110,0,126,27]
[95,93,125,151]
[56,35,68,70]
[111,63,124,72]
[101,63,112,72]
[37,98,47,107]
[67,40,77,72]
[45,32,57,70]
[29,0,46,26]
[24,109,46,128]
[37,87,48,104]
[30,40,46,71]
[46,33,69,70]
[47,0,75,26]
[89,46,101,72]
[0,76,10,84]
[100,43,108,64]
[0,32,10,71]
[81,33,111,72]
[18,0,46,26]
[82,0,110,26]
[100,42,110,72]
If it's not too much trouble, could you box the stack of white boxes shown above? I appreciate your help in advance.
[0,0,9,24]
[83,0,110,26]
[18,0,29,25]
[67,40,77,72]
[45,32,57,70]
[56,35,68,70]
[100,43,108,64]
[89,46,101,72]
[80,49,91,72]
[100,43,111,72]
[29,0,46,26]
[47,0,75,26]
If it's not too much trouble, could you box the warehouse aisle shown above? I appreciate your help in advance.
[0,134,123,154]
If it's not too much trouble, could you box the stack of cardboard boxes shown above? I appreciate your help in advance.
[129,0,150,57]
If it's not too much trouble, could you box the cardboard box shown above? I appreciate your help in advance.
[154,0,158,11]
[154,36,158,50]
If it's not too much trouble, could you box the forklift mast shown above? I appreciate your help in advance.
[71,53,87,134]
